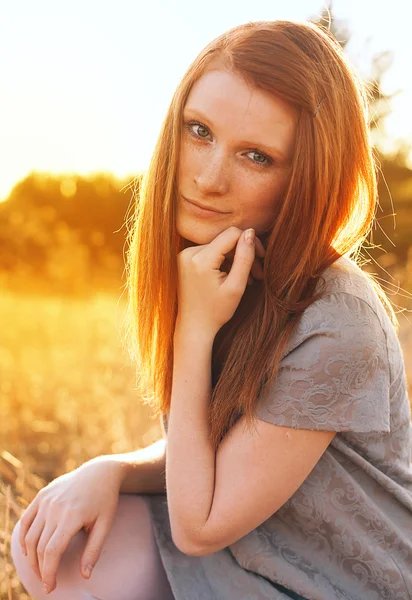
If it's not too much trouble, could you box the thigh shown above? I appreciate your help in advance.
[11,493,175,600]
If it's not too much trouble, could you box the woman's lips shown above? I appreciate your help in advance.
[182,196,230,218]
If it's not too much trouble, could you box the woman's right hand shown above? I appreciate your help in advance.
[18,455,125,594]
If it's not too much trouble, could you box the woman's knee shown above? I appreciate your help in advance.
[11,518,54,600]
[86,494,174,600]
[10,494,174,600]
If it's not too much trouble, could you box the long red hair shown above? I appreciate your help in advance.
[124,20,397,448]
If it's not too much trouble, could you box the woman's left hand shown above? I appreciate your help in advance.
[176,226,265,336]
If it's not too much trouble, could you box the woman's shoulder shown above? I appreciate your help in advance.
[316,255,378,305]
[311,255,392,332]
[285,256,391,358]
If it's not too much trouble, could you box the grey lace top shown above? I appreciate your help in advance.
[145,255,412,599]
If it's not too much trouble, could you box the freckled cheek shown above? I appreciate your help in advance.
[178,143,286,212]
[243,198,277,225]
[234,184,284,232]
[236,177,283,212]
[177,152,189,183]
[178,141,207,175]
[177,143,193,181]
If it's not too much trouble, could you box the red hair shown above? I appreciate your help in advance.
[124,20,397,448]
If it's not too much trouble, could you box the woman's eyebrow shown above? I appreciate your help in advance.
[183,108,288,161]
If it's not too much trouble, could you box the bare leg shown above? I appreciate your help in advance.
[11,494,175,600]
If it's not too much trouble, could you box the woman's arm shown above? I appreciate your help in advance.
[166,322,335,557]
[103,438,167,495]
[166,323,216,550]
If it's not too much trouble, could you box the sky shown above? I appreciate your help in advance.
[1,0,412,202]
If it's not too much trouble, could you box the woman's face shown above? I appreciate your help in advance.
[176,67,298,246]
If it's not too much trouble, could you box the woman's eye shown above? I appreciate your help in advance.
[184,120,272,168]
[247,151,268,166]
[186,121,210,139]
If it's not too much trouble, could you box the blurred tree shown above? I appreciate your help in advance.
[310,1,412,268]
[309,1,401,143]
[0,172,142,294]
[0,5,411,293]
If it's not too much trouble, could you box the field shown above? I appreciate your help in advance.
[0,290,162,600]
[1,285,411,599]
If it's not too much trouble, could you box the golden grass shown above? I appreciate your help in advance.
[1,284,411,599]
[0,290,162,599]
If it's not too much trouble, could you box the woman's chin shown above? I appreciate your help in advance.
[176,219,226,247]
[176,213,270,248]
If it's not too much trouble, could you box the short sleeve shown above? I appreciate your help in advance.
[255,292,391,433]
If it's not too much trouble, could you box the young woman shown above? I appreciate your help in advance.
[11,19,412,600]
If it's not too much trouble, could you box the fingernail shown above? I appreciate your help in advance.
[245,229,255,243]
[43,583,50,594]
[84,564,93,578]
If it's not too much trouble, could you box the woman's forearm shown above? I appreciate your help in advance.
[104,438,167,494]
[166,323,216,550]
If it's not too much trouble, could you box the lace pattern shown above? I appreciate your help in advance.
[148,255,412,599]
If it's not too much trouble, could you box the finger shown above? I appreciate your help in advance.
[19,502,40,556]
[80,515,113,580]
[226,251,264,281]
[37,521,57,581]
[40,523,83,593]
[224,235,265,262]
[220,257,231,274]
[251,258,264,280]
[224,229,256,291]
[254,236,266,258]
[25,514,46,581]
[197,226,245,270]
[225,254,263,278]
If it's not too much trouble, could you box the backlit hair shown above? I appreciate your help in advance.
[124,20,397,448]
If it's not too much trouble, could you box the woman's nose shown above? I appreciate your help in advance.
[194,152,230,196]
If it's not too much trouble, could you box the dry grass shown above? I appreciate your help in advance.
[1,284,411,599]
[0,290,162,599]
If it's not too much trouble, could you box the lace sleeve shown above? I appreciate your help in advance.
[255,292,391,433]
